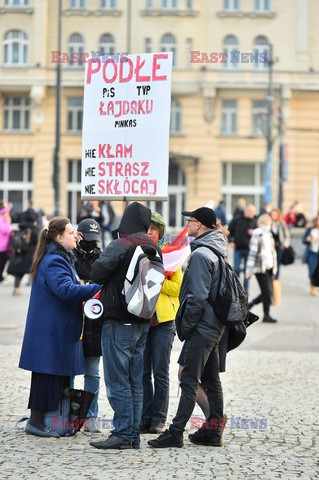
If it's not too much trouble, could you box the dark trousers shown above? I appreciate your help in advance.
[170,331,223,436]
[252,270,273,315]
[0,252,8,281]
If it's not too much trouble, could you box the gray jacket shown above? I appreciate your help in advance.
[175,229,226,343]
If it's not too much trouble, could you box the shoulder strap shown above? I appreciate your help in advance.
[194,244,225,304]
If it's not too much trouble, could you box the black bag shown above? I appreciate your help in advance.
[227,311,259,352]
[281,246,295,265]
[12,228,31,254]
[204,246,249,327]
[311,255,319,287]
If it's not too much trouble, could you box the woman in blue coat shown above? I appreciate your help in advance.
[19,216,101,437]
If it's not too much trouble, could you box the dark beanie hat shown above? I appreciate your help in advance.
[182,207,217,229]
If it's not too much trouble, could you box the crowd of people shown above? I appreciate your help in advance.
[1,196,318,448]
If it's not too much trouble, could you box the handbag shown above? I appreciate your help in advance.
[16,387,94,437]
[281,246,295,265]
[272,279,281,307]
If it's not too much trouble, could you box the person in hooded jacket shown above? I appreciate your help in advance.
[90,202,162,450]
[7,210,39,296]
[19,216,101,438]
[148,207,226,449]
[72,218,102,432]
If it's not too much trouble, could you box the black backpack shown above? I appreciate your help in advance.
[12,228,31,254]
[202,245,249,327]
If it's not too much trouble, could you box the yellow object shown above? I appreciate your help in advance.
[310,285,318,296]
[272,279,281,307]
[156,268,183,323]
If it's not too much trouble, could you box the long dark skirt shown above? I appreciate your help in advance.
[28,372,69,411]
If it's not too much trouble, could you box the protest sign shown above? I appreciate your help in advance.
[81,52,173,201]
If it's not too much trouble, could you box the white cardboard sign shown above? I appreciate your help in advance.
[81,52,173,201]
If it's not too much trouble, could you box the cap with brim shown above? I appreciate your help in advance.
[77,218,101,241]
[182,207,217,229]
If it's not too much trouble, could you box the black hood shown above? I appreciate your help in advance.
[112,202,151,239]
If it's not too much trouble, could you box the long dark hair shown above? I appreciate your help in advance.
[30,216,70,278]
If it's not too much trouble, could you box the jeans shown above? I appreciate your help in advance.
[142,321,175,423]
[84,356,100,418]
[274,248,284,280]
[69,356,100,418]
[170,331,224,437]
[101,224,112,250]
[101,319,149,443]
[308,251,318,279]
[233,248,249,292]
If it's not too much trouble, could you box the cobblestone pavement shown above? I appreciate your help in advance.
[0,262,319,479]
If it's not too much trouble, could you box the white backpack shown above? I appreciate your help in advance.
[123,245,165,319]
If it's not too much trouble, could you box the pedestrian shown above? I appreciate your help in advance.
[284,204,297,228]
[18,216,101,438]
[232,197,246,219]
[90,202,162,450]
[214,200,227,226]
[72,218,103,432]
[246,214,278,323]
[99,200,115,250]
[228,204,257,293]
[0,201,13,283]
[270,208,290,279]
[302,215,319,296]
[140,212,182,435]
[148,207,226,448]
[7,210,39,296]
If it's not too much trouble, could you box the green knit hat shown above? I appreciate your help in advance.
[151,211,165,236]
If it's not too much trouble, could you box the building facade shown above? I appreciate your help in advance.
[0,0,318,228]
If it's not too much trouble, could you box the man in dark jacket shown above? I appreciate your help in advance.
[228,204,257,293]
[148,207,226,448]
[90,202,161,450]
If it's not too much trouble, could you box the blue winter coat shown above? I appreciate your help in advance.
[19,246,101,376]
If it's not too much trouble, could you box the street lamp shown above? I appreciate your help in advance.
[264,44,275,204]
[53,0,62,216]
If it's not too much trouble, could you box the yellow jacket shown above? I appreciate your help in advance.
[156,267,183,323]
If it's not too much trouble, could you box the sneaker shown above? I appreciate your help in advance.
[132,442,140,449]
[139,417,151,433]
[149,421,165,434]
[12,289,22,296]
[189,428,222,447]
[262,314,277,323]
[90,434,132,450]
[83,417,102,433]
[148,429,183,448]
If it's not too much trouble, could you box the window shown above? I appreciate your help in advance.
[99,34,115,56]
[253,35,270,70]
[4,97,30,132]
[100,0,116,8]
[186,0,193,8]
[252,100,267,136]
[145,37,152,53]
[162,0,178,8]
[147,163,186,230]
[222,162,265,214]
[170,100,182,134]
[222,35,239,69]
[221,100,237,135]
[146,0,153,8]
[186,38,192,69]
[69,0,86,8]
[68,33,85,67]
[0,158,33,214]
[67,98,83,133]
[4,30,28,65]
[223,0,239,11]
[254,0,270,12]
[67,159,82,225]
[4,0,30,5]
[160,33,177,67]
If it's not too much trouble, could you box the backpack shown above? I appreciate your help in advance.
[203,245,249,327]
[12,228,31,254]
[123,245,165,319]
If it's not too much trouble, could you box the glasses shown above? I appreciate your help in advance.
[185,219,199,225]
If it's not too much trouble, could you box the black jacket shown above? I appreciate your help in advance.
[73,244,102,357]
[91,202,161,324]
[228,215,257,250]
